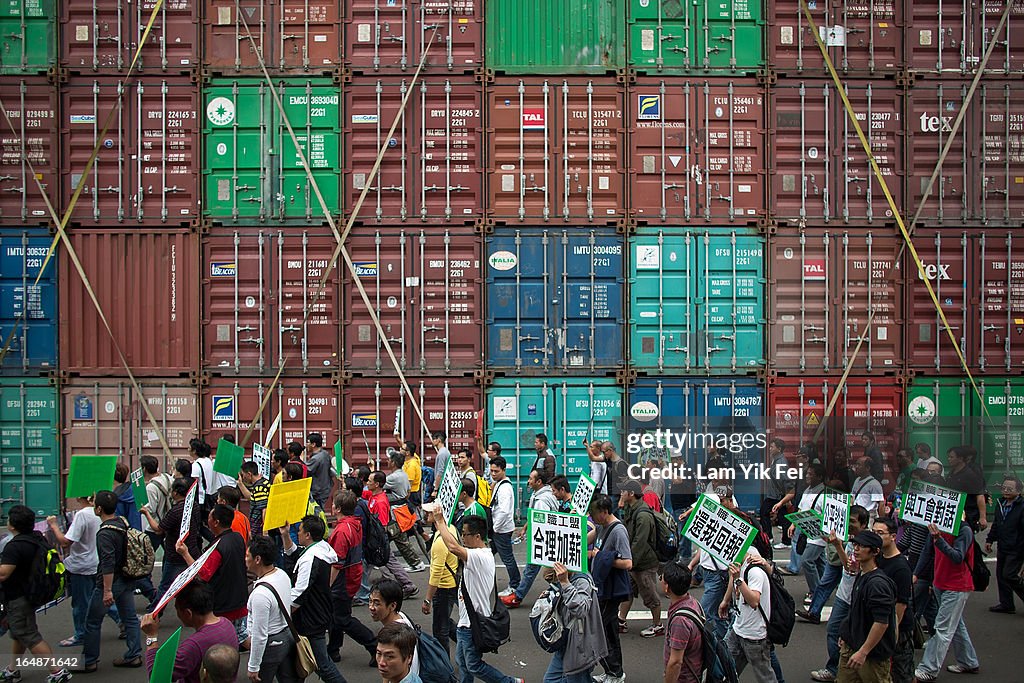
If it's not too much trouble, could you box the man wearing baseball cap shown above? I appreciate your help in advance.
[838,530,897,683]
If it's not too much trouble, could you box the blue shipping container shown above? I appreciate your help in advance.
[486,228,625,373]
[626,377,766,511]
[0,230,57,372]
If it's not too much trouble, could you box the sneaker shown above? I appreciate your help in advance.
[0,670,21,683]
[914,669,938,682]
[500,593,521,608]
[606,675,625,683]
[617,618,628,633]
[640,624,665,638]
[946,665,980,674]
[408,562,428,573]
[810,669,836,682]
[403,585,420,599]
[591,675,608,683]
[46,671,71,683]
[804,594,813,606]
[796,608,821,624]
[498,587,515,597]
[773,542,788,550]
[778,567,797,576]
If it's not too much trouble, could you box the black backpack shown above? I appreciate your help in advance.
[671,606,739,683]
[969,539,990,592]
[20,533,66,608]
[744,563,796,647]
[359,499,391,567]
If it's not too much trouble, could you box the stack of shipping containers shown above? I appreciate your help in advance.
[0,1,1020,519]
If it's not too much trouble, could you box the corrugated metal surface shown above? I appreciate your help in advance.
[202,229,341,376]
[0,229,57,373]
[905,0,1024,76]
[61,78,200,225]
[61,0,199,73]
[485,228,624,373]
[342,377,481,469]
[63,378,199,473]
[343,228,483,375]
[203,0,342,73]
[345,0,483,73]
[0,78,59,225]
[0,0,56,75]
[0,377,59,517]
[203,376,339,447]
[976,230,1024,374]
[904,376,973,463]
[485,0,624,74]
[629,78,766,225]
[203,78,341,222]
[629,228,765,373]
[768,231,904,374]
[59,230,199,376]
[344,77,484,224]
[976,82,1024,226]
[487,77,626,223]
[975,377,1024,474]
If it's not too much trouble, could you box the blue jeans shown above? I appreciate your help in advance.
[770,646,786,683]
[355,560,372,602]
[455,627,515,683]
[917,589,978,676]
[808,563,842,617]
[700,569,729,639]
[544,648,593,683]
[824,597,850,674]
[153,562,187,608]
[799,541,826,594]
[307,632,346,683]
[83,577,141,666]
[514,563,540,601]
[67,573,119,642]
[491,532,521,590]
[788,533,803,574]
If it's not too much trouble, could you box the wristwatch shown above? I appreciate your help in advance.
[146,637,159,647]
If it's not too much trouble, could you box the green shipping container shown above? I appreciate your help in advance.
[628,0,764,73]
[486,378,623,512]
[905,377,974,465]
[0,0,56,75]
[974,377,1024,478]
[486,0,625,73]
[203,79,341,223]
[629,228,765,373]
[0,378,59,519]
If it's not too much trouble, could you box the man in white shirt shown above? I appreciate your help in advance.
[245,535,296,682]
[587,440,608,495]
[433,514,523,683]
[788,464,827,597]
[719,547,777,683]
[851,457,885,520]
[487,456,520,596]
[502,469,558,608]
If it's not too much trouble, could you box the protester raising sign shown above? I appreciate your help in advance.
[569,472,597,516]
[900,479,966,535]
[434,458,463,525]
[526,509,588,573]
[130,467,149,508]
[151,541,221,617]
[786,509,824,540]
[252,443,272,481]
[821,489,851,540]
[681,494,757,566]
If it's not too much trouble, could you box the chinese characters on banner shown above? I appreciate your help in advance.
[570,473,597,516]
[253,443,272,480]
[151,541,221,617]
[900,479,966,535]
[786,509,824,539]
[681,494,758,567]
[179,481,198,544]
[526,509,588,573]
[821,490,851,540]
[435,459,463,525]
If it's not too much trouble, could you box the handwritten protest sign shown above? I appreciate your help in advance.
[214,438,245,477]
[65,455,117,498]
[681,494,757,567]
[434,458,463,525]
[900,479,966,535]
[822,489,851,540]
[569,472,597,516]
[263,477,313,529]
[179,481,198,544]
[149,627,182,683]
[252,443,272,480]
[526,509,588,573]
[786,509,824,539]
[151,541,220,617]
[130,467,149,508]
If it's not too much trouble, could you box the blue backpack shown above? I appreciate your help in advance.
[421,466,436,501]
[671,606,739,683]
[410,622,456,683]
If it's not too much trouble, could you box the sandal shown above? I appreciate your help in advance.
[58,637,80,648]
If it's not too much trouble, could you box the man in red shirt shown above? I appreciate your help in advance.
[217,486,251,542]
[661,561,703,683]
[366,471,418,599]
[327,490,378,665]
[287,441,310,479]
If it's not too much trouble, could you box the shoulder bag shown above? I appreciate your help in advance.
[258,580,317,678]
[459,561,510,653]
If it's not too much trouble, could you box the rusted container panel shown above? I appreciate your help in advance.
[343,228,482,375]
[202,229,341,376]
[487,77,626,224]
[768,0,903,75]
[59,230,199,376]
[768,81,832,223]
[202,376,339,447]
[975,230,1024,374]
[203,0,342,73]
[906,0,1024,75]
[0,78,58,225]
[61,0,199,74]
[904,229,971,371]
[904,82,969,225]
[976,82,1024,225]
[61,78,199,226]
[344,0,483,73]
[344,77,484,224]
[63,379,199,474]
[768,230,903,375]
[342,377,481,469]
[630,79,765,225]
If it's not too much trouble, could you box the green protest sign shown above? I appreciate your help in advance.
[65,456,117,498]
[334,440,350,475]
[130,467,149,508]
[148,626,182,683]
[213,438,244,477]
[785,509,824,539]
[681,494,757,567]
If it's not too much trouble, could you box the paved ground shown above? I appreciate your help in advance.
[16,547,1019,682]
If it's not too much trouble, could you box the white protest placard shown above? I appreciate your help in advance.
[786,509,824,539]
[151,540,221,617]
[526,509,588,573]
[264,411,281,446]
[179,481,198,544]
[822,489,851,540]
[252,443,272,481]
[569,472,597,516]
[434,458,463,525]
[682,494,758,567]
[900,479,966,535]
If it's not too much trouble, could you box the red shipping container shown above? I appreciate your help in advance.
[0,78,59,226]
[202,376,340,448]
[342,377,481,469]
[60,78,200,226]
[203,0,342,73]
[768,0,903,75]
[974,229,1024,374]
[904,81,970,225]
[343,227,483,375]
[975,81,1024,226]
[629,78,766,226]
[344,77,485,224]
[488,77,626,224]
[62,379,199,474]
[767,230,904,375]
[59,230,199,376]
[906,0,1024,75]
[202,229,341,376]
[904,229,971,371]
[61,0,199,74]
[344,0,483,73]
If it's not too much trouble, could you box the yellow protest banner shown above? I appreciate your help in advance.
[263,478,313,529]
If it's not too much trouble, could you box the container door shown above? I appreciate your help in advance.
[832,380,904,486]
[0,0,55,74]
[695,0,763,71]
[977,83,1024,225]
[345,80,412,221]
[905,83,969,224]
[0,79,58,225]
[63,382,133,462]
[488,81,554,221]
[204,0,270,72]
[769,82,831,224]
[835,82,903,224]
[557,80,625,222]
[486,231,552,370]
[274,80,340,221]
[204,80,270,220]
[977,231,1024,374]
[629,231,694,371]
[905,377,972,465]
[555,232,624,371]
[134,80,200,224]
[413,0,483,72]
[905,0,971,74]
[628,0,691,71]
[699,380,765,510]
[344,0,410,72]
[131,384,199,469]
[0,231,57,372]
[905,231,970,371]
[974,378,1024,478]
[767,233,831,373]
[277,0,341,71]
[0,379,58,517]
[834,1,903,74]
[62,80,128,224]
[486,380,552,493]
[275,231,340,373]
[203,232,269,374]
[629,82,694,224]
[553,379,622,481]
[768,0,830,75]
[976,2,1024,75]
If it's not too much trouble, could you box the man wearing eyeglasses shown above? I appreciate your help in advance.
[987,476,1024,614]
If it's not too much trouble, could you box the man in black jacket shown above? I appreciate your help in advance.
[987,475,1024,613]
[838,530,896,683]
